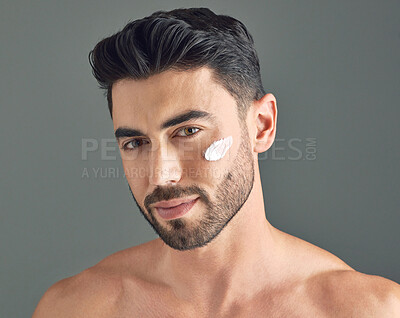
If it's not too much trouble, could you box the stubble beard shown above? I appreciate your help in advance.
[128,126,255,251]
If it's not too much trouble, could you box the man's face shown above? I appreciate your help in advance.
[112,67,255,250]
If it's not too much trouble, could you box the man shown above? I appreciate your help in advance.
[33,7,400,317]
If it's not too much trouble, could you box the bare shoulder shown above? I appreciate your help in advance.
[305,269,400,317]
[32,266,123,318]
[277,230,400,317]
[32,240,158,318]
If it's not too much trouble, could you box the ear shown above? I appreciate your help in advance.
[252,93,277,153]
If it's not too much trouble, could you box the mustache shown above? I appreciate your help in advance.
[144,184,210,210]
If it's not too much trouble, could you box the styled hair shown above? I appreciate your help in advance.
[88,7,265,121]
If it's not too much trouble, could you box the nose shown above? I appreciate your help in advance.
[148,142,182,186]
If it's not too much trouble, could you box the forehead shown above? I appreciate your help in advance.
[111,67,238,130]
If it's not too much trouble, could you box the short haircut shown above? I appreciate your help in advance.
[88,7,266,121]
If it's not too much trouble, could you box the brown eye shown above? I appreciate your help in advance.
[123,139,148,151]
[177,127,200,137]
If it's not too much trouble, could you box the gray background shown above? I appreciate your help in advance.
[1,0,399,317]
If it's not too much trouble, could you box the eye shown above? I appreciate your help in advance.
[121,139,148,151]
[175,127,201,137]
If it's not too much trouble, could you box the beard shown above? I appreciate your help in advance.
[127,126,255,251]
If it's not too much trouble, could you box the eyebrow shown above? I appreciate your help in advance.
[114,110,216,142]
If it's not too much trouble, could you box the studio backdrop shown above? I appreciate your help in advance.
[0,1,399,317]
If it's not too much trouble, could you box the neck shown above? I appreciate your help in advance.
[155,165,285,305]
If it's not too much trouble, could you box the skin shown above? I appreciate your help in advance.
[33,67,400,317]
[203,136,233,161]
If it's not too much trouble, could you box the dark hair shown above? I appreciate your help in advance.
[88,7,265,121]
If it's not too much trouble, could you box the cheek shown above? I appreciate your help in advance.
[121,158,148,192]
[182,136,234,182]
[203,136,233,161]
[123,165,148,202]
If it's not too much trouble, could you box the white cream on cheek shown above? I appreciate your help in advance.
[203,136,233,161]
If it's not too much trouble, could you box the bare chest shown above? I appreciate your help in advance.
[105,285,328,318]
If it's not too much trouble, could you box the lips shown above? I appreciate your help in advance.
[153,197,199,220]
[152,196,199,209]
